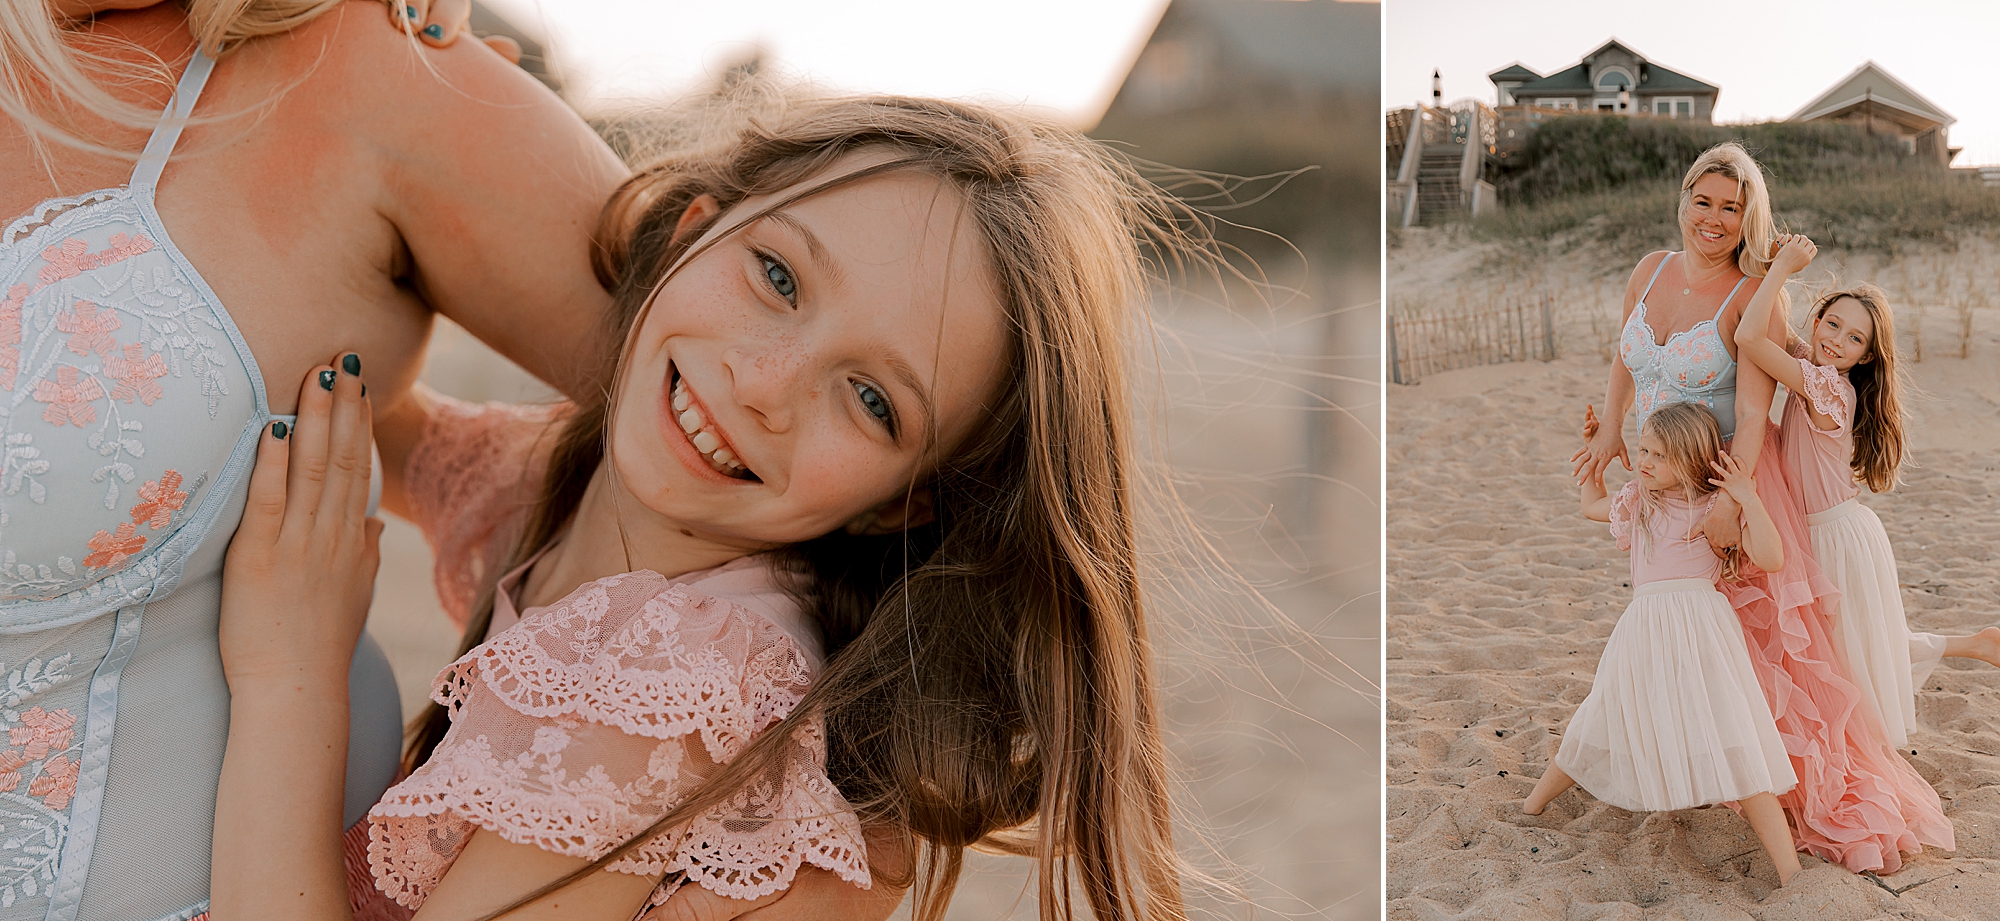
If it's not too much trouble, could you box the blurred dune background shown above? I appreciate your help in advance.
[362,1,1382,918]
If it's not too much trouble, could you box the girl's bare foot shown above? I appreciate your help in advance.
[1941,627,2000,668]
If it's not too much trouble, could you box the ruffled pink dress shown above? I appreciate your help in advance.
[1718,416,1953,872]
[344,397,870,920]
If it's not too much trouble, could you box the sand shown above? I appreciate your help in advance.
[363,262,1381,920]
[1387,229,2000,920]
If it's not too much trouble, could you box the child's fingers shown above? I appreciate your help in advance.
[284,365,339,532]
[386,0,424,34]
[417,0,469,46]
[235,420,292,549]
[482,34,523,65]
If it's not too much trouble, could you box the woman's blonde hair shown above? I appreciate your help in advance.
[1809,284,1906,493]
[407,88,1214,921]
[1678,141,1779,281]
[1,0,343,155]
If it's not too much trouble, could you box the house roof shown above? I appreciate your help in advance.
[1165,0,1378,90]
[1788,61,1954,128]
[1509,37,1718,98]
[1488,63,1540,83]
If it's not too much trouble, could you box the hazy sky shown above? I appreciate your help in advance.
[1384,0,2000,167]
[479,0,1176,126]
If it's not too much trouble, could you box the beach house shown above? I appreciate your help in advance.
[1788,61,1959,167]
[1487,39,1718,121]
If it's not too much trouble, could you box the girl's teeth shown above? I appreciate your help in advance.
[692,431,721,454]
[672,387,690,412]
[679,408,703,433]
[713,448,735,465]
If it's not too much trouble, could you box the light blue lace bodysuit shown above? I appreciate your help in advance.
[1620,252,1749,439]
[0,50,398,921]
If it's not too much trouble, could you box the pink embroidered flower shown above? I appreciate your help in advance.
[33,366,104,427]
[0,283,24,391]
[83,522,145,569]
[56,300,120,358]
[29,754,78,810]
[100,232,154,265]
[0,750,30,793]
[104,341,168,406]
[10,707,75,759]
[36,238,92,286]
[130,470,187,530]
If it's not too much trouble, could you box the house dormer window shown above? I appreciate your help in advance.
[1595,70,1632,90]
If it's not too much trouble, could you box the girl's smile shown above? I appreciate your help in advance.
[665,364,758,482]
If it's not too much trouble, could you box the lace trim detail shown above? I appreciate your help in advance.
[367,572,869,910]
[1795,359,1853,437]
[403,396,564,628]
[3,189,125,245]
[1607,479,1642,551]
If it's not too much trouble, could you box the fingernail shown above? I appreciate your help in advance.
[271,420,288,440]
[319,369,336,391]
[361,384,368,398]
[343,354,362,376]
[404,4,418,18]
[423,23,444,39]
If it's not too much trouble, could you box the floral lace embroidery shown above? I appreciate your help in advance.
[367,573,869,912]
[0,655,81,909]
[1795,359,1854,437]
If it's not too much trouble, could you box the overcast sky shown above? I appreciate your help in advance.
[1383,0,2000,167]
[479,0,1177,126]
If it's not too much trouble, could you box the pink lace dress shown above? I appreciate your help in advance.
[347,397,870,919]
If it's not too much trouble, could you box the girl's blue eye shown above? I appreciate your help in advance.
[762,257,796,300]
[854,380,892,425]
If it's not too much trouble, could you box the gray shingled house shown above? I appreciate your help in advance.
[1487,39,1718,122]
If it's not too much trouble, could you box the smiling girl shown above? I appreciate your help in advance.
[1735,236,2000,751]
[209,93,1204,921]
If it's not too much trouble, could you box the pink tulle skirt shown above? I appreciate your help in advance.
[1719,422,1954,873]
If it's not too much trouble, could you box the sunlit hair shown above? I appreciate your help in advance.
[3,0,343,156]
[1809,284,1905,493]
[405,88,1218,921]
[1678,142,1779,282]
[1633,402,1727,565]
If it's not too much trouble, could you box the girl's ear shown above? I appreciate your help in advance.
[673,194,722,246]
[844,489,936,536]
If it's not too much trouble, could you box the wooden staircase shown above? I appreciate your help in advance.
[1415,147,1465,225]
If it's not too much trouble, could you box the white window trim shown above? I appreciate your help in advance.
[1535,97,1576,110]
[1593,65,1635,91]
[1651,96,1695,117]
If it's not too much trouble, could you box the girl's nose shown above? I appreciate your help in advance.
[723,345,804,433]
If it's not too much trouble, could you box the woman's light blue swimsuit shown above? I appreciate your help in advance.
[1620,252,1749,438]
[0,50,400,921]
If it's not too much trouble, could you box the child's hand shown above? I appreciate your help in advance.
[1580,403,1600,444]
[384,0,524,61]
[220,355,379,691]
[1769,233,1817,276]
[1708,451,1758,506]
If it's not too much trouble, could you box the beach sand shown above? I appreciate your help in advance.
[1388,229,2000,920]
[364,263,1381,919]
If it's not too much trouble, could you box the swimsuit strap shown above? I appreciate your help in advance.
[130,48,216,194]
[1637,251,1674,304]
[1715,274,1750,324]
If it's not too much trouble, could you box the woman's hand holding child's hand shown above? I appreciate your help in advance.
[219,355,380,692]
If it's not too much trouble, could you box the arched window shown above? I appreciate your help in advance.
[1596,69,1632,90]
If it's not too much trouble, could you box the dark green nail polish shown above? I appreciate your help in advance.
[343,354,361,375]
[361,384,368,398]
[423,23,443,39]
[404,4,418,19]
[271,421,288,440]
[319,370,336,391]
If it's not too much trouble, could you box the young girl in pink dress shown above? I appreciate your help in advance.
[1528,401,1802,886]
[1735,236,2000,751]
[206,94,1205,921]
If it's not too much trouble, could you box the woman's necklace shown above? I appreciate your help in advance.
[1681,252,1732,296]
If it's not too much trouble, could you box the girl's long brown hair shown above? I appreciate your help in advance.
[1809,285,1905,493]
[405,91,1207,921]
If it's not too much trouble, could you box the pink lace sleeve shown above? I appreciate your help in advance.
[1795,359,1854,438]
[1607,479,1643,551]
[365,571,869,913]
[404,394,567,629]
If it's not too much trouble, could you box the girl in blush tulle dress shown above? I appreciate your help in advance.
[1527,401,1803,886]
[1736,237,2000,751]
[205,96,1205,921]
